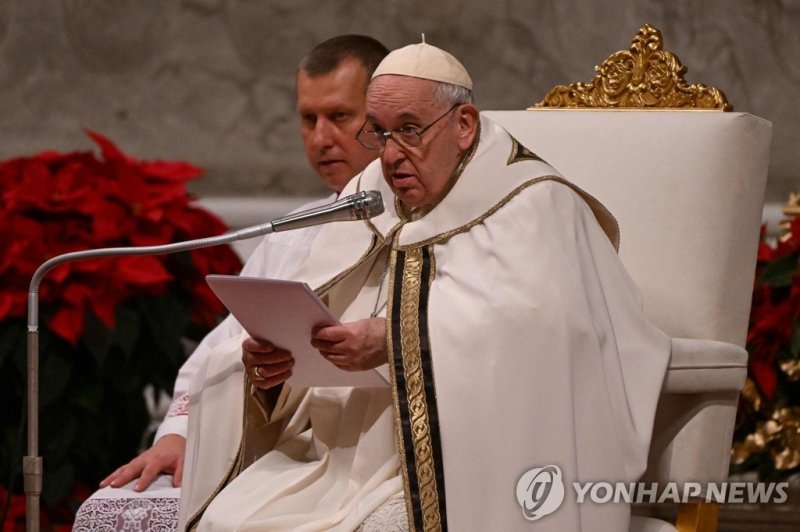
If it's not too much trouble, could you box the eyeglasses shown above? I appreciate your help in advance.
[355,104,459,150]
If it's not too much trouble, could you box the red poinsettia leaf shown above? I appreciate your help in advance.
[116,255,173,286]
[130,219,174,246]
[0,158,25,205]
[189,281,225,325]
[756,240,774,263]
[0,292,13,321]
[89,291,120,329]
[145,182,191,213]
[49,304,85,345]
[1,217,47,275]
[190,246,242,277]
[85,129,129,162]
[32,149,65,162]
[62,283,94,308]
[140,160,204,181]
[68,257,109,275]
[5,487,26,528]
[1,287,29,320]
[5,160,53,211]
[750,356,778,402]
[173,206,228,240]
[45,263,72,285]
[189,248,212,274]
[92,200,130,243]
[213,246,243,274]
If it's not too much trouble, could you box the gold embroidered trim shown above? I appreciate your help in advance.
[507,137,544,165]
[385,246,416,531]
[186,376,250,530]
[397,247,442,531]
[397,175,621,252]
[531,24,732,110]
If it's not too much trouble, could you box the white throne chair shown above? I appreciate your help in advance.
[486,24,771,532]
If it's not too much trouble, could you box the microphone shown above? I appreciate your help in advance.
[271,190,384,232]
[23,189,384,531]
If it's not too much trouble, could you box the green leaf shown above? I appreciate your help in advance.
[113,303,142,360]
[139,292,190,358]
[41,405,77,462]
[71,379,104,414]
[759,254,799,287]
[0,320,25,369]
[81,310,114,366]
[791,320,800,357]
[8,322,31,376]
[38,345,73,409]
[41,461,75,506]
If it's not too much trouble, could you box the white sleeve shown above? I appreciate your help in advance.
[152,195,333,442]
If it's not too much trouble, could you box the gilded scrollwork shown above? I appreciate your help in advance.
[532,24,732,111]
[778,192,800,242]
[732,406,800,471]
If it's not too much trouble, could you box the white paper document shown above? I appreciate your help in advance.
[206,275,388,388]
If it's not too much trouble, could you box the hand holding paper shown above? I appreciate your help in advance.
[206,275,388,388]
[242,337,295,389]
[311,317,389,372]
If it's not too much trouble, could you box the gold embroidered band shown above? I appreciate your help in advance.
[390,246,447,531]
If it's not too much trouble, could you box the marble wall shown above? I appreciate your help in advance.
[0,0,796,203]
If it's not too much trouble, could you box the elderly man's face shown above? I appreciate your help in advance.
[297,58,378,193]
[365,75,476,209]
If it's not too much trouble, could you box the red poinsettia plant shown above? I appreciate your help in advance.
[0,130,241,342]
[0,131,242,528]
[732,213,800,478]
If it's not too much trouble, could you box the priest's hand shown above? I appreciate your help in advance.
[242,336,295,389]
[99,433,186,491]
[311,317,388,371]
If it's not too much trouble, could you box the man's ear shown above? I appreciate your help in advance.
[456,104,480,151]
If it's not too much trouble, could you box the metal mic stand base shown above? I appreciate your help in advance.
[23,456,41,532]
[25,328,41,532]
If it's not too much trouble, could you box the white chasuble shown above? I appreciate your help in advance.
[178,116,670,531]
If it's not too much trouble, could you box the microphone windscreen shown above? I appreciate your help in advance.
[361,190,384,218]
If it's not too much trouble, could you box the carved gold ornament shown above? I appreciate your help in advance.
[532,24,732,110]
[780,359,800,381]
[778,192,800,243]
[740,377,762,412]
[732,407,800,471]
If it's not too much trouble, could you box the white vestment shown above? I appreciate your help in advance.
[179,116,671,531]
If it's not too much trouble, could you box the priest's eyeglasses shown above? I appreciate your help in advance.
[355,104,459,150]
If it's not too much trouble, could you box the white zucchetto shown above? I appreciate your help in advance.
[371,40,473,90]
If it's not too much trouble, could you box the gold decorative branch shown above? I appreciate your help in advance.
[532,24,732,110]
[778,192,800,242]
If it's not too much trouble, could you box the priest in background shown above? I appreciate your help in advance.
[73,34,388,529]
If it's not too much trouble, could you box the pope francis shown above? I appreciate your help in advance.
[178,41,671,531]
